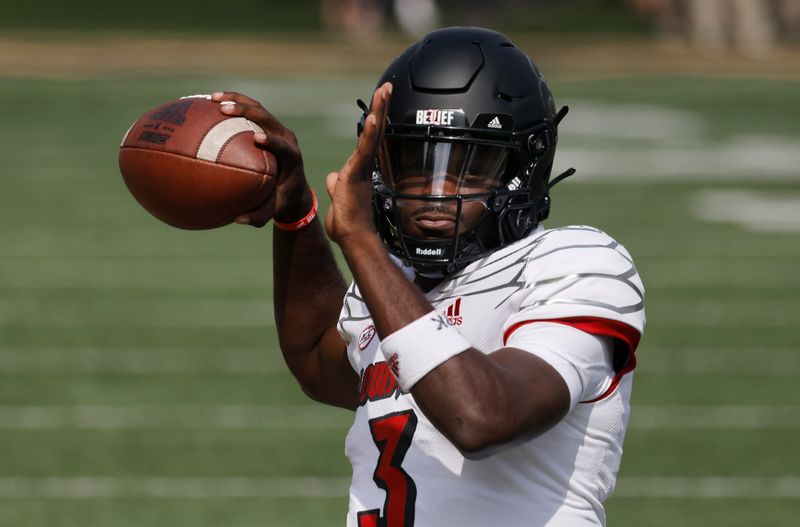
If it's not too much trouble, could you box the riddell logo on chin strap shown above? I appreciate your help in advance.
[445,297,463,326]
[415,247,443,256]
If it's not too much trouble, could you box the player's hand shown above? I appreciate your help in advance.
[210,91,312,228]
[325,82,392,246]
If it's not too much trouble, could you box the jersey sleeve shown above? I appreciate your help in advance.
[337,281,369,372]
[504,322,615,407]
[502,227,646,401]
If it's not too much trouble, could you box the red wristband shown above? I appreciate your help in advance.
[274,188,318,231]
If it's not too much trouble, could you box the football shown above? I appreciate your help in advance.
[119,95,278,230]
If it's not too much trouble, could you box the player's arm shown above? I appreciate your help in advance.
[325,83,571,451]
[211,92,359,410]
[341,232,571,453]
[272,220,358,410]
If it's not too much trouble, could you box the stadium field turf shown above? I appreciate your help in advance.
[1,74,799,526]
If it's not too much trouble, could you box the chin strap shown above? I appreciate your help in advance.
[548,167,576,190]
[546,105,574,190]
[555,105,569,125]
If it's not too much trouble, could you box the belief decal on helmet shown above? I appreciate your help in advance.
[415,109,464,126]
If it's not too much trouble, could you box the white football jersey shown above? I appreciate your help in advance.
[337,226,645,527]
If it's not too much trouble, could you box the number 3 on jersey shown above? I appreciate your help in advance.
[357,410,418,527]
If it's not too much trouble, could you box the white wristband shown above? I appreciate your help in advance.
[380,310,472,391]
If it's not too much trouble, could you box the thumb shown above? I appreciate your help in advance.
[326,172,339,199]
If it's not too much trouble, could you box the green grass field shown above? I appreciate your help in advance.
[1,69,799,526]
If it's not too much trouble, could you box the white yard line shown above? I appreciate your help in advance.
[647,299,800,328]
[0,476,797,499]
[0,347,285,374]
[638,348,800,376]
[0,476,351,499]
[560,140,800,180]
[614,477,800,499]
[556,101,800,180]
[9,296,795,329]
[0,405,797,430]
[0,299,275,328]
[2,347,797,376]
[0,259,267,289]
[693,189,800,233]
[0,405,351,430]
[631,406,800,429]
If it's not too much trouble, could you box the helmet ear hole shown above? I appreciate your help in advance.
[537,193,551,222]
[529,135,547,156]
[489,193,509,213]
[527,126,555,158]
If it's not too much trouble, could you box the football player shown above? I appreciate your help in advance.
[214,26,645,527]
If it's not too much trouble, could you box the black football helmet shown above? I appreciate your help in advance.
[361,27,572,277]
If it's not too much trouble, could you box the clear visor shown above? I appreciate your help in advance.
[378,140,510,196]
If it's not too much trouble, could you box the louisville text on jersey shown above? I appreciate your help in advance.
[358,361,404,405]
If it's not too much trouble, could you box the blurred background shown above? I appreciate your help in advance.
[1,0,799,525]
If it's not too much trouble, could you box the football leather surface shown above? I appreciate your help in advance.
[119,95,278,229]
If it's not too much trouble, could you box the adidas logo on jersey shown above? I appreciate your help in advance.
[445,297,463,326]
[487,116,502,129]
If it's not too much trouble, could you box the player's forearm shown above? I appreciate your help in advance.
[340,234,506,444]
[339,231,569,452]
[273,218,348,367]
[412,349,570,454]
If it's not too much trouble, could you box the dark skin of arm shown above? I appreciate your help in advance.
[212,85,571,453]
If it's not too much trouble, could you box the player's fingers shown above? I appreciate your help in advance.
[218,100,280,130]
[343,83,392,181]
[211,91,260,106]
[259,133,301,172]
[211,93,261,119]
[363,82,391,146]
[213,92,289,136]
[213,98,250,118]
[234,196,276,228]
[373,82,392,141]
[361,82,392,154]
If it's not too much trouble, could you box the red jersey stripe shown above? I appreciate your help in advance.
[503,316,641,403]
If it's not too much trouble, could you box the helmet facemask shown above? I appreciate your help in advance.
[372,122,556,277]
